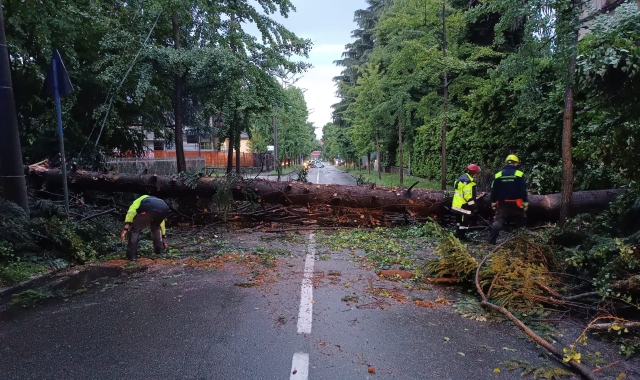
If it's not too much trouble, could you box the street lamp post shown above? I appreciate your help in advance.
[0,3,29,214]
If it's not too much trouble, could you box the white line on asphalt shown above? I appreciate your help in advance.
[297,233,316,334]
[290,352,309,380]
[316,169,320,184]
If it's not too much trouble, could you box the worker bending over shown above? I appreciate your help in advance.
[488,155,528,244]
[121,195,169,261]
[451,164,481,240]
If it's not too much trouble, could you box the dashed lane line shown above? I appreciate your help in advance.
[290,233,316,379]
[297,233,316,334]
[290,352,309,380]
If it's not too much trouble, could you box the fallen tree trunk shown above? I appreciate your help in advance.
[25,166,623,221]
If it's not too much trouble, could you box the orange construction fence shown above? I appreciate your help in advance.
[153,151,254,167]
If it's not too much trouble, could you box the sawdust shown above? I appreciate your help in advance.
[100,254,279,287]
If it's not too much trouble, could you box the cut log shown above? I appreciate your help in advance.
[25,166,623,221]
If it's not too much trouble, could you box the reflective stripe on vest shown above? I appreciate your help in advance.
[451,206,472,215]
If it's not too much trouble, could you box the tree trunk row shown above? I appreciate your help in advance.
[26,166,623,222]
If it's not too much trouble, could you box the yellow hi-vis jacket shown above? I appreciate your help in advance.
[125,195,167,235]
[451,173,477,215]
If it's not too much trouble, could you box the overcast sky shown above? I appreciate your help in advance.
[260,0,368,139]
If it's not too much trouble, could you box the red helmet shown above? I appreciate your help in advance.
[466,164,480,174]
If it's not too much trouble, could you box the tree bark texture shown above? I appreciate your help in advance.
[0,4,29,214]
[26,166,623,222]
[235,127,241,175]
[368,152,371,175]
[441,1,448,191]
[172,12,187,173]
[559,1,580,223]
[376,132,381,180]
[226,127,234,174]
[398,110,404,185]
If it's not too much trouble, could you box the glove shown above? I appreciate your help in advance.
[120,229,128,242]
[491,202,497,210]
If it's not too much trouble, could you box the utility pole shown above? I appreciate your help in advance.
[0,2,29,214]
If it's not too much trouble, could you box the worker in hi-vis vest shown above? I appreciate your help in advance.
[488,154,528,244]
[121,195,169,261]
[451,164,481,240]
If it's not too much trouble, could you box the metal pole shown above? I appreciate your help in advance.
[0,3,29,214]
[52,58,70,216]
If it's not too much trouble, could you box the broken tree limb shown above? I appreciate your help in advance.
[587,322,640,330]
[25,165,624,222]
[475,241,598,380]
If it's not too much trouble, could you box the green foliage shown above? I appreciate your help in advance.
[295,166,309,183]
[423,230,478,280]
[322,228,418,269]
[355,174,373,186]
[5,0,310,167]
[503,360,573,379]
[249,87,317,162]
[0,200,118,268]
[332,0,639,192]
[11,289,54,308]
[0,262,47,287]
[455,295,502,322]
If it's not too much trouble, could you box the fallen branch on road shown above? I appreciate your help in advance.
[474,240,598,380]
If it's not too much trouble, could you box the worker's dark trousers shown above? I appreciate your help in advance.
[453,210,473,239]
[126,210,168,260]
[488,204,525,244]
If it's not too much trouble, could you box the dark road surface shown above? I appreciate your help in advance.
[308,164,356,186]
[1,165,634,379]
[0,228,577,380]
[256,163,356,186]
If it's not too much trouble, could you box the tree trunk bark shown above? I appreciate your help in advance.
[559,2,580,224]
[26,165,623,222]
[376,132,382,180]
[226,128,234,174]
[398,109,404,185]
[0,4,29,214]
[441,2,448,191]
[235,128,241,175]
[172,11,187,173]
[368,152,371,175]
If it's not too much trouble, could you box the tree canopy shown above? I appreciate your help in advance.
[3,0,312,170]
[325,0,640,194]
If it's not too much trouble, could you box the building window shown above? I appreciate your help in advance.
[153,141,165,151]
[200,141,212,150]
[186,134,199,144]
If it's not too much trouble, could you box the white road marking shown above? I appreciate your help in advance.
[290,352,309,380]
[297,233,316,334]
[316,169,320,184]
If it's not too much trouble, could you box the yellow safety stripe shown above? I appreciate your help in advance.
[161,220,166,235]
[496,170,524,179]
[125,195,150,223]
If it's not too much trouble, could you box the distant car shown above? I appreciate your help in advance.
[314,161,324,168]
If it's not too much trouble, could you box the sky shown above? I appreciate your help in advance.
[256,0,368,139]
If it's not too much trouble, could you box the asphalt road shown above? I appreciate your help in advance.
[255,163,356,186]
[308,164,356,186]
[0,228,586,380]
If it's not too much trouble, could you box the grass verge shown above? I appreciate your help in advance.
[340,166,442,190]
